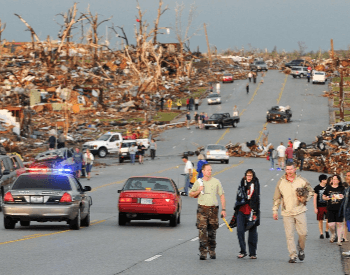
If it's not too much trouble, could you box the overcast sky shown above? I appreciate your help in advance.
[0,0,348,53]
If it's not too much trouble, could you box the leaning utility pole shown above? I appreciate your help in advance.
[203,23,211,67]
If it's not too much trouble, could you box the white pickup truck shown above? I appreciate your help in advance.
[83,132,150,158]
[312,71,326,84]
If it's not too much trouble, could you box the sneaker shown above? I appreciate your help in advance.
[269,168,274,171]
[200,254,206,260]
[289,257,297,263]
[320,234,324,239]
[298,250,305,261]
[325,231,330,238]
[209,252,216,259]
[277,168,281,171]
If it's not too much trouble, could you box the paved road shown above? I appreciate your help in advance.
[0,71,343,275]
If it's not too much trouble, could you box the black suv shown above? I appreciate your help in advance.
[285,60,310,68]
[266,106,292,123]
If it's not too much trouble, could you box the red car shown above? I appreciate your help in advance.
[222,73,234,83]
[118,176,182,227]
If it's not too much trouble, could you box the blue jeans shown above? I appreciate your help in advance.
[270,157,274,168]
[130,154,135,164]
[237,211,258,256]
[184,174,191,195]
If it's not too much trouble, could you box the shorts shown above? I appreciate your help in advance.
[317,206,327,220]
[327,209,343,223]
[86,164,92,173]
[278,157,285,162]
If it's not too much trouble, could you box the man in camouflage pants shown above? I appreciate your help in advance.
[190,164,226,260]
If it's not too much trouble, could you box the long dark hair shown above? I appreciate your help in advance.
[331,174,343,187]
[244,169,256,181]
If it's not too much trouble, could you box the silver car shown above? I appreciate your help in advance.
[291,66,309,78]
[207,93,221,105]
[203,144,229,164]
[2,172,92,230]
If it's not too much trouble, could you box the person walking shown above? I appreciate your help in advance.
[194,112,199,129]
[160,97,165,111]
[137,142,146,164]
[73,147,83,178]
[182,156,193,196]
[186,111,191,129]
[262,126,269,147]
[235,169,260,259]
[199,112,205,129]
[195,97,199,110]
[83,149,94,180]
[233,105,239,117]
[48,134,56,150]
[196,154,208,179]
[253,73,257,84]
[176,98,182,110]
[307,70,311,83]
[204,113,209,124]
[186,98,190,110]
[313,174,330,239]
[189,97,194,111]
[167,98,173,111]
[189,164,226,260]
[296,147,305,171]
[246,83,249,94]
[57,132,66,149]
[129,144,137,165]
[323,175,345,245]
[268,145,275,170]
[149,139,157,160]
[273,162,313,263]
[293,138,301,151]
[248,72,252,82]
[276,142,286,171]
[285,145,294,163]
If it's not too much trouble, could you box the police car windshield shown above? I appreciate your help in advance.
[12,174,72,190]
[98,135,111,141]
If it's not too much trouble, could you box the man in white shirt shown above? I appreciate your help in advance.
[276,142,286,171]
[293,138,301,151]
[248,72,252,82]
[182,156,193,196]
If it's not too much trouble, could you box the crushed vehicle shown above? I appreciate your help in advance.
[250,60,268,72]
[83,132,150,158]
[2,171,92,229]
[29,148,80,176]
[298,134,344,151]
[202,144,229,164]
[222,73,234,83]
[266,106,292,123]
[204,112,240,129]
[207,93,221,105]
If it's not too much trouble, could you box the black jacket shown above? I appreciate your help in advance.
[234,177,260,226]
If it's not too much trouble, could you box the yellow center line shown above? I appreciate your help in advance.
[256,122,268,143]
[212,160,244,176]
[277,75,288,104]
[248,82,262,105]
[215,128,230,144]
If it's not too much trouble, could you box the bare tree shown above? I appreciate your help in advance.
[0,19,6,44]
[152,0,169,44]
[109,23,129,46]
[298,41,307,57]
[81,5,112,64]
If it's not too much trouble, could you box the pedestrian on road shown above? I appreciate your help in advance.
[204,113,209,124]
[268,145,275,170]
[137,142,146,164]
[307,71,311,83]
[83,149,94,180]
[323,175,345,246]
[285,145,294,163]
[276,142,286,170]
[176,98,182,110]
[73,147,83,178]
[160,97,165,111]
[189,97,194,111]
[57,133,66,149]
[199,112,205,129]
[341,172,350,242]
[313,174,330,239]
[129,144,137,165]
[235,169,260,259]
[248,72,252,82]
[195,97,199,110]
[262,126,269,147]
[149,139,157,160]
[189,164,226,260]
[186,111,191,129]
[182,156,193,196]
[293,138,301,152]
[246,83,249,94]
[186,98,190,110]
[288,138,293,148]
[296,147,305,171]
[253,73,257,83]
[196,154,208,179]
[233,105,239,117]
[194,112,199,129]
[167,98,173,111]
[273,162,313,263]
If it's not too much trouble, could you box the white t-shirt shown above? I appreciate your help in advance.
[184,160,193,174]
[276,145,286,157]
[293,140,301,150]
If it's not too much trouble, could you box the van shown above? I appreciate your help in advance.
[312,71,326,84]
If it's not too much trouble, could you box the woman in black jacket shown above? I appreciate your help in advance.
[235,169,260,259]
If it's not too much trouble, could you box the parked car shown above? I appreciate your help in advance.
[250,61,268,72]
[204,113,240,129]
[118,176,182,227]
[266,106,292,123]
[2,171,92,229]
[119,140,138,163]
[207,93,221,105]
[285,59,310,68]
[291,66,309,78]
[203,144,229,164]
[312,71,326,84]
[222,73,234,83]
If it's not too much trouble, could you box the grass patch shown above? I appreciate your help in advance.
[332,77,350,83]
[127,117,144,123]
[335,110,350,115]
[333,98,350,105]
[336,117,350,122]
[331,87,350,92]
[153,111,179,122]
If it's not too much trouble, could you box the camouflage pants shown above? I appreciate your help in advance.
[196,205,219,255]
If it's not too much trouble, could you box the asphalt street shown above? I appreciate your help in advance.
[0,70,343,275]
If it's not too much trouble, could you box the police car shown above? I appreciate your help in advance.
[2,168,92,229]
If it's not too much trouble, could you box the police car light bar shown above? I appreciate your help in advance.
[26,167,72,173]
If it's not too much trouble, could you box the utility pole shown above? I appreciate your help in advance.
[203,23,211,67]
[340,68,344,120]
